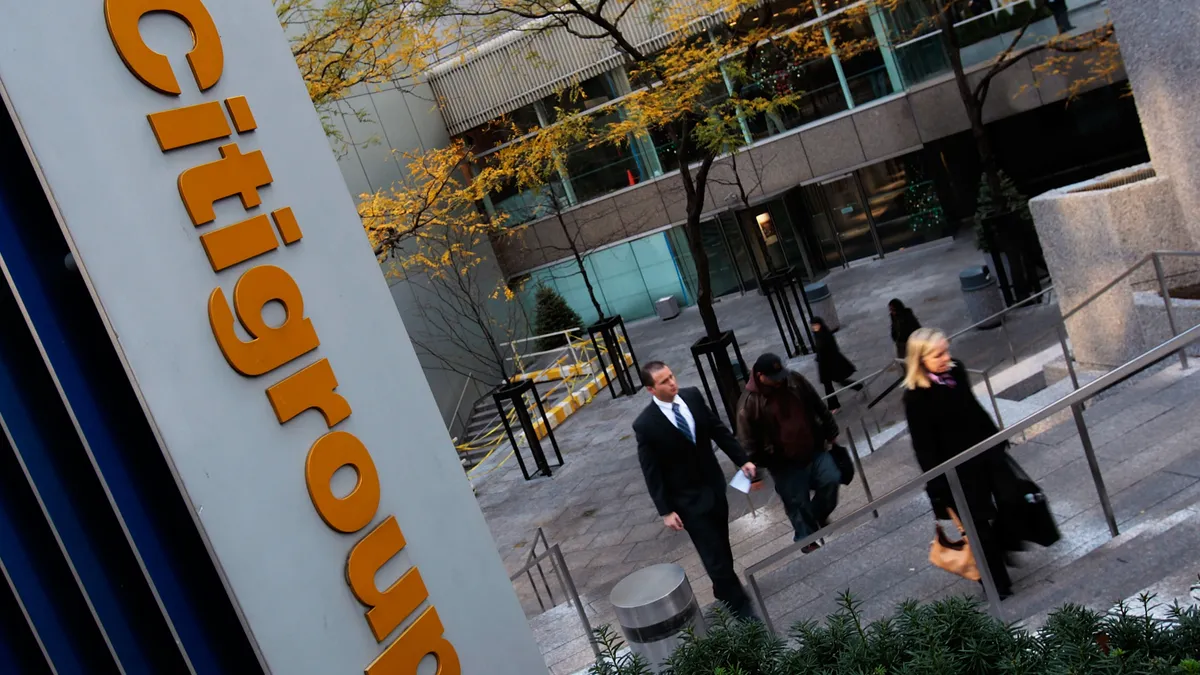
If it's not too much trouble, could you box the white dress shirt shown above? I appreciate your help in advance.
[653,394,696,440]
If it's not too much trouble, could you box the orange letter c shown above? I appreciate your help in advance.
[105,0,223,94]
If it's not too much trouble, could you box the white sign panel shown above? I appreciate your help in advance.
[0,1,546,673]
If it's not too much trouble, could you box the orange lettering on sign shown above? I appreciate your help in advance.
[305,431,381,533]
[179,143,273,226]
[346,516,428,642]
[266,359,351,427]
[224,96,258,133]
[199,214,279,272]
[147,101,231,151]
[270,207,304,245]
[208,265,318,376]
[104,0,223,95]
[365,607,461,675]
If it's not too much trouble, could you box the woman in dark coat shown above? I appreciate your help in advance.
[889,299,921,359]
[811,317,862,413]
[902,327,1016,598]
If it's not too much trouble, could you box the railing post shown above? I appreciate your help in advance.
[846,426,878,518]
[980,369,1003,429]
[1001,315,1017,365]
[549,545,601,658]
[945,469,1004,619]
[747,574,775,635]
[1072,403,1119,537]
[1153,253,1189,370]
[1055,321,1081,390]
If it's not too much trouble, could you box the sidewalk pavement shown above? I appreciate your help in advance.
[470,236,1111,674]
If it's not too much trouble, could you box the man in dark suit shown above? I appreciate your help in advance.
[633,360,758,619]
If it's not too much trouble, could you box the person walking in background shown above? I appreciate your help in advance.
[889,298,921,359]
[811,317,862,413]
[902,328,1019,598]
[737,353,840,553]
[633,361,758,620]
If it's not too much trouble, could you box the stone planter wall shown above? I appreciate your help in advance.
[1030,164,1197,369]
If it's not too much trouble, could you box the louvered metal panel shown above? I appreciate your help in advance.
[430,1,735,135]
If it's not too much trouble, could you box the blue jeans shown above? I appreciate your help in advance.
[769,451,841,542]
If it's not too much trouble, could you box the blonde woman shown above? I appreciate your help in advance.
[902,328,1015,598]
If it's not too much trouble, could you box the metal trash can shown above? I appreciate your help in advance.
[655,296,680,321]
[610,564,704,672]
[804,281,840,331]
[960,266,1004,329]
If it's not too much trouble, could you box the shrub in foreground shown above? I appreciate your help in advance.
[590,592,1200,675]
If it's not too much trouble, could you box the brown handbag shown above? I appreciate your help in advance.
[929,509,981,582]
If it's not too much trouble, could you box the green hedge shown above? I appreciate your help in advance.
[589,592,1200,675]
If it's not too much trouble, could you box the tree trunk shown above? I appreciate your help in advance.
[936,1,1018,304]
[555,207,605,321]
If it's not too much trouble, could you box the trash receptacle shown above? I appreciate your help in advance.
[610,564,704,672]
[960,266,1004,329]
[655,296,680,321]
[804,281,840,331]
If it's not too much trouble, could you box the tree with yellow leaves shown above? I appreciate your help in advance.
[359,139,526,383]
[483,112,613,321]
[436,0,877,416]
[881,0,1118,304]
[275,0,448,144]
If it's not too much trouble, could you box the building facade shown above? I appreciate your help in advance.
[427,0,1141,325]
[328,80,516,438]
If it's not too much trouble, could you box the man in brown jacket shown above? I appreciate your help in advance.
[737,353,840,552]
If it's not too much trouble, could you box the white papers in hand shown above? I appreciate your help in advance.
[729,470,752,494]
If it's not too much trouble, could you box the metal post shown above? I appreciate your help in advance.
[531,529,555,607]
[526,570,546,610]
[1001,316,1017,365]
[945,469,1004,618]
[549,545,601,657]
[532,383,564,467]
[1154,253,1189,370]
[1056,322,1081,391]
[845,426,878,518]
[588,330,618,399]
[980,370,1004,428]
[1072,403,1119,537]
[747,574,775,636]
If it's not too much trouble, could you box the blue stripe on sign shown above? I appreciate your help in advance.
[0,144,209,671]
[0,230,142,671]
[0,306,114,674]
[0,550,56,674]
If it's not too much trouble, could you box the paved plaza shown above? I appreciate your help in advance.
[467,236,1200,675]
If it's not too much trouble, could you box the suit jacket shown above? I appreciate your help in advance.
[633,387,749,518]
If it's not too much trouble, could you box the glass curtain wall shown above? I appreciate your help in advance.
[792,150,944,267]
[475,0,1109,228]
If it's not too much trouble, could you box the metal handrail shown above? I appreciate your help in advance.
[972,250,1200,377]
[820,285,1055,405]
[747,322,1200,633]
[509,542,600,657]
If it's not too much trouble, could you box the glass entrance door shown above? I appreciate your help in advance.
[821,174,882,263]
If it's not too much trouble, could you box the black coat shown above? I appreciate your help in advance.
[891,308,921,358]
[903,361,1008,520]
[814,329,856,384]
[634,387,750,518]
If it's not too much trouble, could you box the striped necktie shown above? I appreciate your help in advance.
[672,402,694,443]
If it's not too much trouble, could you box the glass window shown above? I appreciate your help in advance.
[857,153,943,254]
[563,108,644,203]
[541,73,620,117]
[830,18,892,106]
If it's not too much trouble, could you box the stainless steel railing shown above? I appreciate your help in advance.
[746,250,1200,634]
[509,528,600,658]
[748,322,1200,632]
